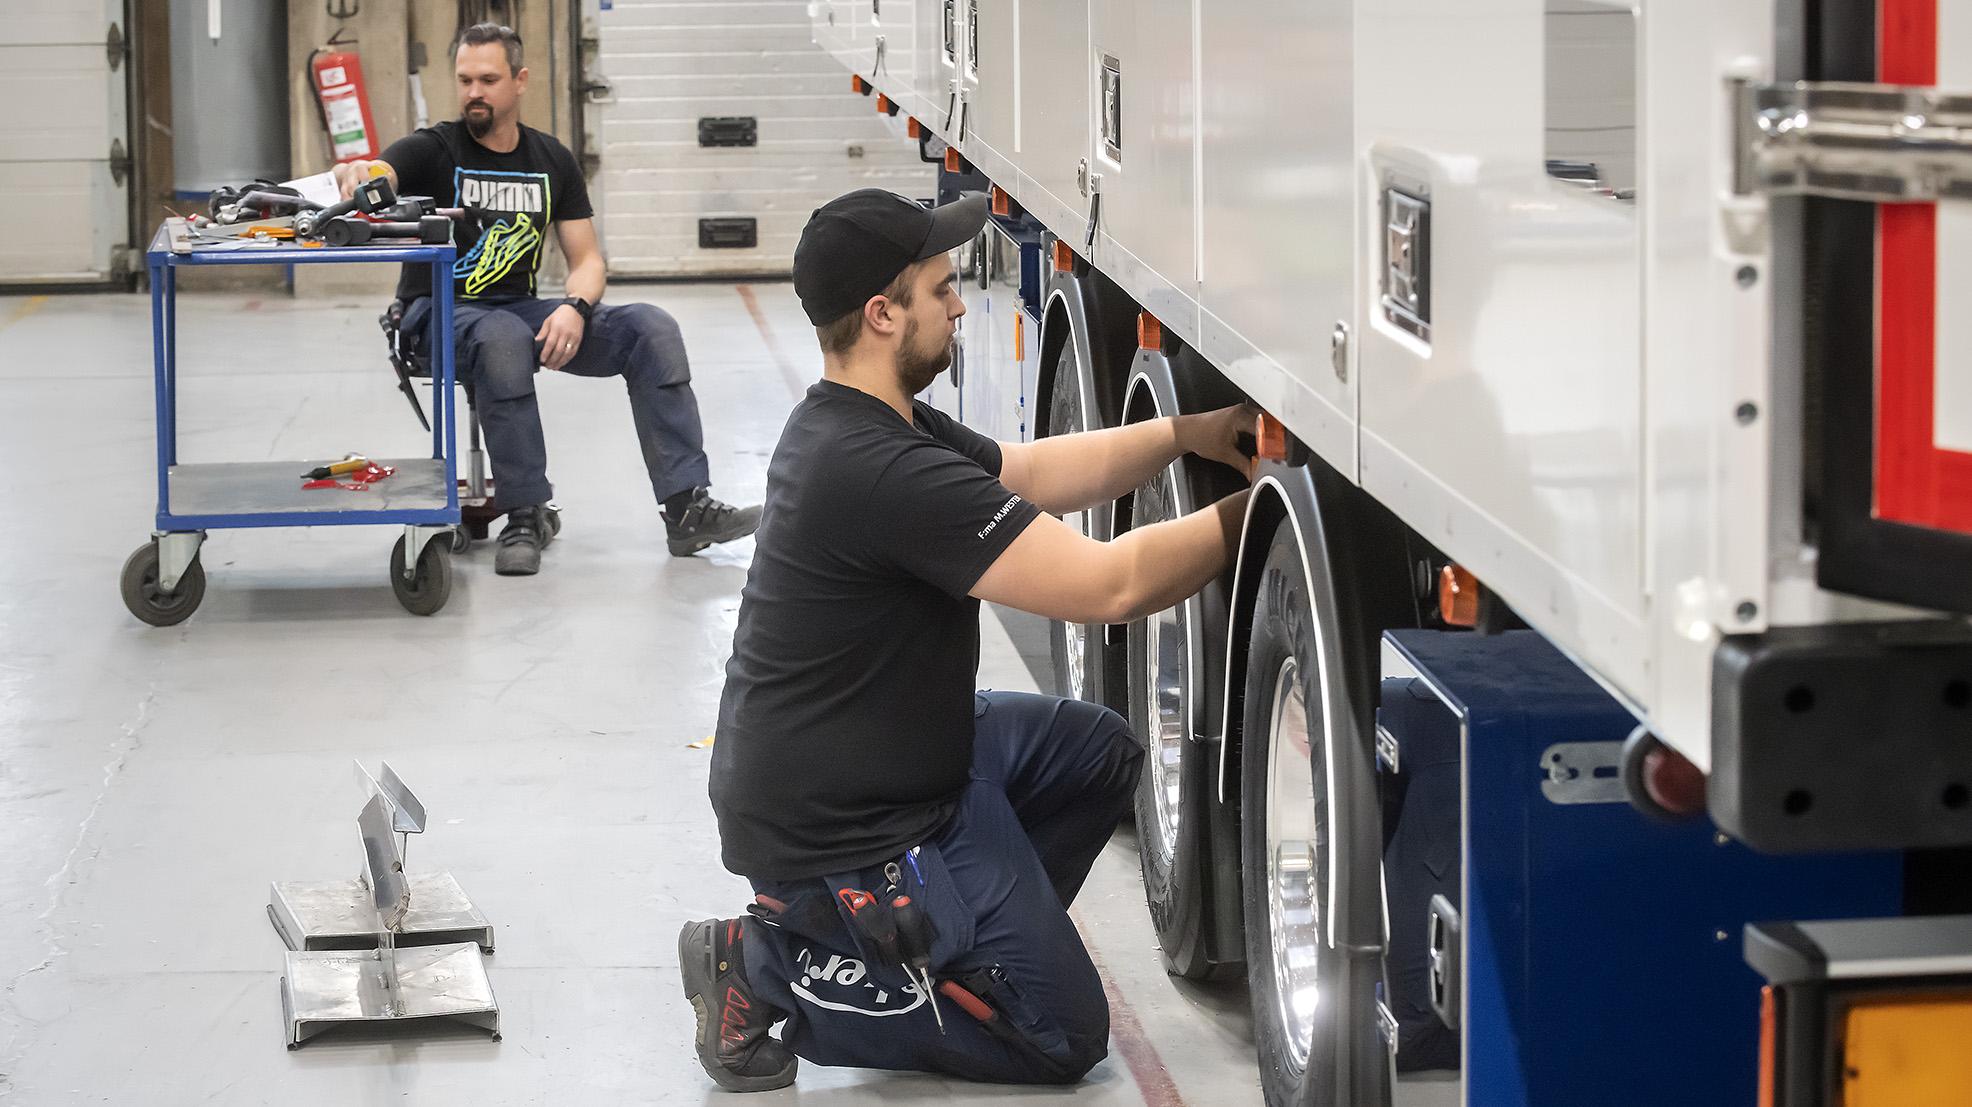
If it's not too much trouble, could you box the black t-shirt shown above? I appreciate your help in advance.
[381,120,593,303]
[710,381,1043,879]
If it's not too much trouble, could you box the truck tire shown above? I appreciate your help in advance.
[1046,344,1115,707]
[1240,523,1386,1107]
[1127,458,1239,980]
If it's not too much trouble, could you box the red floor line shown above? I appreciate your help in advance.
[1075,909,1189,1107]
[734,283,809,399]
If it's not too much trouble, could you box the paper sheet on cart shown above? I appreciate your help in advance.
[283,171,342,208]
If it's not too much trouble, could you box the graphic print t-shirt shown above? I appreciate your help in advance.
[381,120,593,303]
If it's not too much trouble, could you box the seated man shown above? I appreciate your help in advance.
[681,188,1256,1089]
[333,22,758,575]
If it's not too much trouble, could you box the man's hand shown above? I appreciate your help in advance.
[1177,403,1263,478]
[331,159,388,200]
[535,304,586,370]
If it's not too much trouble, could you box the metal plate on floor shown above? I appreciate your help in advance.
[281,942,499,1048]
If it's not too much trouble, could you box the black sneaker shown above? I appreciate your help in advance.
[679,917,797,1092]
[664,489,761,557]
[494,504,557,576]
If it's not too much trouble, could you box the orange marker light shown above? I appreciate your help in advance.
[851,74,868,94]
[1256,413,1289,462]
[943,147,962,173]
[876,93,893,113]
[1439,564,1480,627]
[1137,312,1163,351]
[991,186,1011,217]
[1014,312,1025,362]
[1051,240,1075,273]
[907,117,923,139]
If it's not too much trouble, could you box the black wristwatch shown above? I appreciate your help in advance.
[561,295,594,321]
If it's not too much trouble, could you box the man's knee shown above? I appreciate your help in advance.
[461,311,538,400]
[615,303,692,384]
[1062,698,1142,793]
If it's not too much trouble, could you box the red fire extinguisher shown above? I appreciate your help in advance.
[311,50,379,163]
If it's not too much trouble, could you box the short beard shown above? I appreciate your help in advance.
[464,106,495,138]
[896,317,951,395]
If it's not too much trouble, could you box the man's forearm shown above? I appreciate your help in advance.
[1107,490,1248,623]
[1019,417,1185,514]
[565,254,606,305]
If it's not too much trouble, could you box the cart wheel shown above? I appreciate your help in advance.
[390,535,453,616]
[120,541,206,627]
[449,526,472,554]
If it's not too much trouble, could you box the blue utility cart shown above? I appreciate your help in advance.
[122,222,461,623]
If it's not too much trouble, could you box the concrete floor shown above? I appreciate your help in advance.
[0,283,1267,1105]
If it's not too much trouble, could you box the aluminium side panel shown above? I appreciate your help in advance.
[1089,0,1200,336]
[1353,0,1650,710]
[961,0,1019,190]
[1197,0,1358,476]
[1011,1,1092,246]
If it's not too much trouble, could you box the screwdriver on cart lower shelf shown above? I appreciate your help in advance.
[300,455,370,480]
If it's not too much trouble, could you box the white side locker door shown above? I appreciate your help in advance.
[586,0,931,277]
[0,1,130,285]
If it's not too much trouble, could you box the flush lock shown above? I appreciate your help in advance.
[1381,187,1431,343]
[1099,55,1122,165]
[1427,894,1461,1030]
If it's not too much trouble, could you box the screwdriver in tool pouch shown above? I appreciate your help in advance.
[891,894,944,1034]
[837,888,903,968]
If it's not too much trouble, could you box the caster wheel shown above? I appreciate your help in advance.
[120,541,205,627]
[449,526,472,554]
[390,534,453,616]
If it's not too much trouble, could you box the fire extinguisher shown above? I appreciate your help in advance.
[311,50,379,163]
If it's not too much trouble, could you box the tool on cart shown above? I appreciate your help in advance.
[302,459,396,491]
[184,170,462,251]
[300,454,371,480]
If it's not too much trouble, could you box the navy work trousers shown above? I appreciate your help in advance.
[742,691,1142,1084]
[409,295,711,511]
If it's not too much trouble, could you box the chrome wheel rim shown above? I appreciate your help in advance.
[1140,470,1187,867]
[1060,507,1089,700]
[1266,655,1324,1072]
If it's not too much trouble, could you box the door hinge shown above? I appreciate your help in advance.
[109,138,131,187]
[1735,79,1972,203]
[107,22,126,72]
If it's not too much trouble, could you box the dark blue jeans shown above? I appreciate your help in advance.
[409,295,711,511]
[741,691,1142,1085]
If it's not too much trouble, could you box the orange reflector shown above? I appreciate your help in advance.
[1841,992,1972,1107]
[876,93,892,113]
[991,186,1011,216]
[1256,413,1288,462]
[851,75,868,94]
[907,117,923,138]
[1757,987,1777,1107]
[1014,312,1025,362]
[943,147,962,173]
[1137,312,1162,351]
[1439,564,1480,627]
[1051,240,1074,272]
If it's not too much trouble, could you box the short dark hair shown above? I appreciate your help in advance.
[816,264,919,354]
[456,23,523,75]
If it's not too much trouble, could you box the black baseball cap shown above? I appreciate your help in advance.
[792,189,989,326]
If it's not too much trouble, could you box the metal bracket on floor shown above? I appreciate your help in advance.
[154,531,204,593]
[279,792,499,1048]
[269,761,495,955]
[401,525,451,580]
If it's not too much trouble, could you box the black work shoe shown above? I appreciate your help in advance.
[664,489,761,557]
[679,917,797,1092]
[494,504,557,576]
